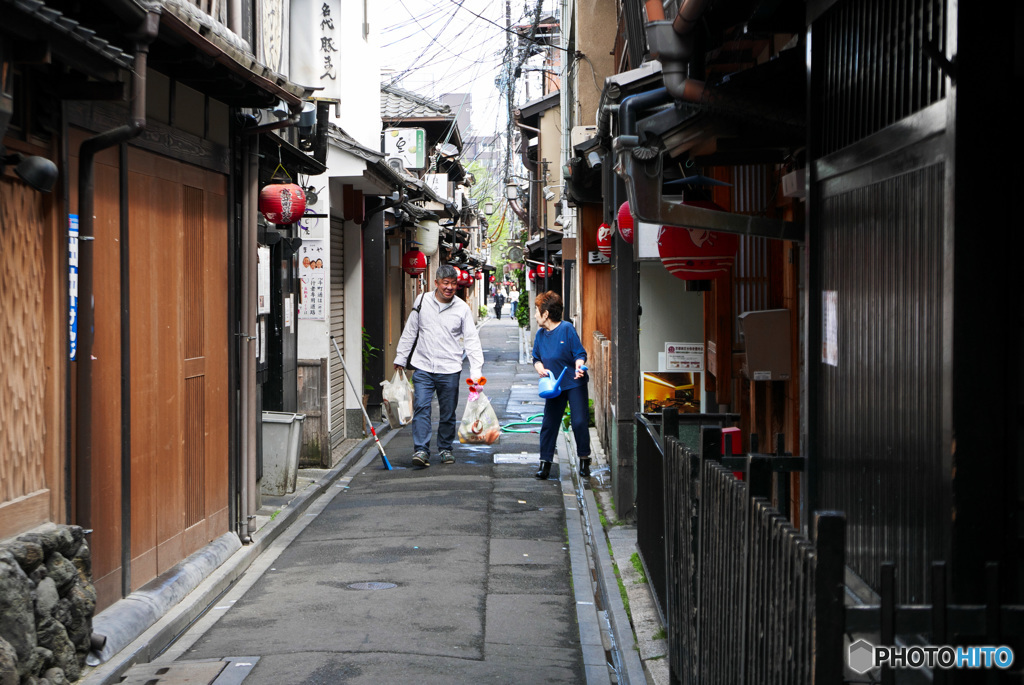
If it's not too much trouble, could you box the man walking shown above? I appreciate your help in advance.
[494,285,506,319]
[394,264,484,467]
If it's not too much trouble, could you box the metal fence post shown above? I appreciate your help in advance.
[812,511,846,685]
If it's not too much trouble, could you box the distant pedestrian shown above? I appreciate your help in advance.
[531,291,591,479]
[494,286,506,319]
[393,264,484,467]
[508,286,520,318]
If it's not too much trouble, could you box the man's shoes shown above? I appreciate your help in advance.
[412,451,430,468]
[439,449,455,465]
[535,461,552,480]
[580,458,591,478]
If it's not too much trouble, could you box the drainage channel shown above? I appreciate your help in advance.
[561,439,647,685]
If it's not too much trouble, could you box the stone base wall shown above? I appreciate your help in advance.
[0,525,95,684]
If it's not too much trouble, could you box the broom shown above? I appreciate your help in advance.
[330,335,392,470]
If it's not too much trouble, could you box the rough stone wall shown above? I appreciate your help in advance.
[0,525,95,684]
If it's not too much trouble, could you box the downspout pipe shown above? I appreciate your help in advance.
[619,87,672,139]
[75,10,159,532]
[645,0,710,102]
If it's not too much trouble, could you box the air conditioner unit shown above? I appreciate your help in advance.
[571,125,597,149]
[782,168,806,199]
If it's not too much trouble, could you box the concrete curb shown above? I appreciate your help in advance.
[564,426,649,685]
[560,461,613,685]
[80,424,394,685]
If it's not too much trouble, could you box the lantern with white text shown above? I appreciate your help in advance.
[535,264,549,280]
[656,200,739,280]
[596,222,613,258]
[259,183,307,224]
[401,249,426,276]
[527,268,536,281]
[476,271,484,280]
[490,275,496,283]
[616,201,635,244]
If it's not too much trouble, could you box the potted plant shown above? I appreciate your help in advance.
[361,328,380,433]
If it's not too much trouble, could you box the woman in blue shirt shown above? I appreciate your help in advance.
[532,291,592,479]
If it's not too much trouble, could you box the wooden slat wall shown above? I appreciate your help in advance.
[0,176,53,539]
[329,218,345,448]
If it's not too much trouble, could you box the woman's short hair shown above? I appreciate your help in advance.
[534,291,563,322]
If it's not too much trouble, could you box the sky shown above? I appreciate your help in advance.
[378,0,557,138]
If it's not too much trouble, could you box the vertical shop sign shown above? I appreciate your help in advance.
[69,215,78,360]
[257,246,271,315]
[320,2,337,80]
[298,240,326,320]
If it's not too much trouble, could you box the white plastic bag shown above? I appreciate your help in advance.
[381,369,414,428]
[458,385,501,445]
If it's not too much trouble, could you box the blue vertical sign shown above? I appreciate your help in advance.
[69,214,78,360]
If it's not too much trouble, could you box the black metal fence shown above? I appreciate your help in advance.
[635,409,846,684]
[636,408,1024,684]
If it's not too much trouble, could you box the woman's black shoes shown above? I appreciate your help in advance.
[535,461,552,479]
[579,458,591,478]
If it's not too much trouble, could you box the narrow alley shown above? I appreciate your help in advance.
[83,314,637,685]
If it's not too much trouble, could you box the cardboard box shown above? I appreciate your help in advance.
[738,309,791,381]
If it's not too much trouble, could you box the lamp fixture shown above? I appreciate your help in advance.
[483,197,495,215]
[543,184,563,201]
[585,149,604,169]
[1,147,58,193]
[504,182,518,201]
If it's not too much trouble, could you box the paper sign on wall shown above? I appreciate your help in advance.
[665,342,704,371]
[298,240,326,320]
[822,291,838,367]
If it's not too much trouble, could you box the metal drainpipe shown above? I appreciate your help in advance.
[237,141,252,543]
[619,87,672,137]
[75,10,159,533]
[241,135,260,540]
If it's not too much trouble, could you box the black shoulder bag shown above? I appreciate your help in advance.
[406,294,425,368]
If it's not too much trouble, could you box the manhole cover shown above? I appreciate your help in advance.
[348,581,397,590]
[494,453,541,464]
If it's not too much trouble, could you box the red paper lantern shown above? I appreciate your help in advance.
[476,271,484,280]
[259,183,307,224]
[535,264,549,279]
[657,201,739,280]
[401,249,427,276]
[596,222,613,258]
[527,268,536,280]
[489,275,496,283]
[616,201,635,244]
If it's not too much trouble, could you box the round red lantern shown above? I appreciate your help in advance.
[657,201,739,281]
[616,201,635,244]
[527,268,536,280]
[401,249,427,276]
[259,183,307,224]
[489,275,496,283]
[596,222,613,258]
[535,264,549,280]
[476,271,484,280]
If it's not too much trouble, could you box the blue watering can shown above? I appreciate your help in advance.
[538,365,587,399]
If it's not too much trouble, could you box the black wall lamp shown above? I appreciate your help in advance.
[1,146,58,193]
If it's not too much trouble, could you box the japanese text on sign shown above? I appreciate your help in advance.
[320,3,337,80]
[665,342,704,371]
[298,241,326,320]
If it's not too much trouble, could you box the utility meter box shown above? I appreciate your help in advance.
[738,309,792,381]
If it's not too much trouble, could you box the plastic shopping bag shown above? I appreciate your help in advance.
[458,380,501,445]
[380,369,414,428]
